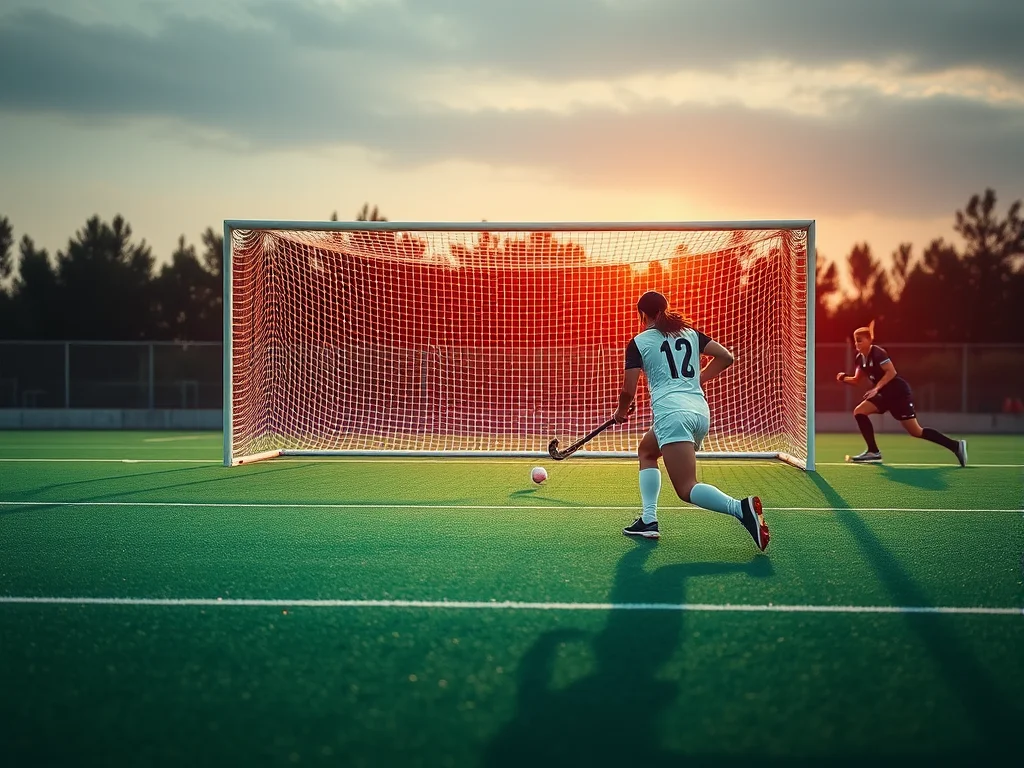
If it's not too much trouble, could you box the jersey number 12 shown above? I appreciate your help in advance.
[660,338,695,379]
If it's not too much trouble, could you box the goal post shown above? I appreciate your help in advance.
[223,220,816,469]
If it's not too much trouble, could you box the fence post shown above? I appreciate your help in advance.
[961,344,968,413]
[844,344,853,412]
[148,343,155,410]
[64,342,70,408]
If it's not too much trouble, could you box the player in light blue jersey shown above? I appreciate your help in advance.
[613,291,769,550]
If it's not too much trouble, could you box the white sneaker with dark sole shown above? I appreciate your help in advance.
[956,440,968,468]
[848,450,882,463]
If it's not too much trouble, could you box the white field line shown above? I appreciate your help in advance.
[0,595,1019,616]
[0,458,218,463]
[819,462,1024,468]
[0,457,1021,468]
[142,436,213,443]
[0,501,1018,513]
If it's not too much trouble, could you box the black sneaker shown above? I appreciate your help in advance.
[739,496,769,552]
[849,450,882,463]
[955,439,968,468]
[623,517,660,539]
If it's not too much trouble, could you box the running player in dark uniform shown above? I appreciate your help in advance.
[836,321,967,466]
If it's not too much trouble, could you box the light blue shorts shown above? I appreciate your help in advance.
[652,409,710,449]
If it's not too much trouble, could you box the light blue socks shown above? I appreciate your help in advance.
[689,482,742,518]
[639,467,662,523]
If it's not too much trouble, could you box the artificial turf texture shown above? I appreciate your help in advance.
[1,431,1021,766]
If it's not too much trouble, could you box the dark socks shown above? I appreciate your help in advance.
[855,414,879,453]
[922,427,958,453]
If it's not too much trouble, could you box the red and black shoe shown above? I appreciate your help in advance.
[739,496,769,552]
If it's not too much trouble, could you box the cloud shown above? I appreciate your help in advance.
[0,1,1022,219]
[248,0,1024,79]
[361,95,1024,218]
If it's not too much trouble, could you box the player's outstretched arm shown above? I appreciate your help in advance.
[837,369,862,386]
[699,340,735,385]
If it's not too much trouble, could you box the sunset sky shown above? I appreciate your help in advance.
[1,0,1022,282]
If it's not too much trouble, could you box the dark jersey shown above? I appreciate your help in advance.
[855,345,909,395]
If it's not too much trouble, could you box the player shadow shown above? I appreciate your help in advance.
[876,465,956,491]
[481,539,773,767]
[808,472,1017,752]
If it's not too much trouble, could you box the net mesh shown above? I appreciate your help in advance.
[227,225,809,465]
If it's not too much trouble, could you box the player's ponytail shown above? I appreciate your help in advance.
[654,309,692,336]
[853,319,876,342]
[637,291,692,337]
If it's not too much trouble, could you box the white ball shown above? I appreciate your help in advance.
[531,466,548,484]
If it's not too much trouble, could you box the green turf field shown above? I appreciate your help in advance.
[1,431,1022,766]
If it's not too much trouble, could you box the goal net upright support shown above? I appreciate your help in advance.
[223,221,815,469]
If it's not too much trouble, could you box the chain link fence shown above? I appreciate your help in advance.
[1,341,1022,412]
[0,342,222,409]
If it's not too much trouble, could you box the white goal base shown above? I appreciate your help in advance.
[232,449,806,469]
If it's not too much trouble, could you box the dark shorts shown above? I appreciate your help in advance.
[868,383,916,421]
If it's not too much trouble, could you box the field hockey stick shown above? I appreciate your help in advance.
[547,403,635,460]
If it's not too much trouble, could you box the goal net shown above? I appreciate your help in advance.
[224,222,815,469]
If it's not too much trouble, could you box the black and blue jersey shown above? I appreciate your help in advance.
[855,345,910,396]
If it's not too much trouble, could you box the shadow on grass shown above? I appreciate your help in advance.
[3,465,215,499]
[508,488,542,499]
[507,488,577,506]
[482,540,772,767]
[877,464,956,491]
[0,462,316,514]
[808,471,1016,750]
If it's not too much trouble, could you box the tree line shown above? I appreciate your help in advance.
[1,191,1021,343]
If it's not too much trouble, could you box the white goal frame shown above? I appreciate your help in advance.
[223,220,816,469]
